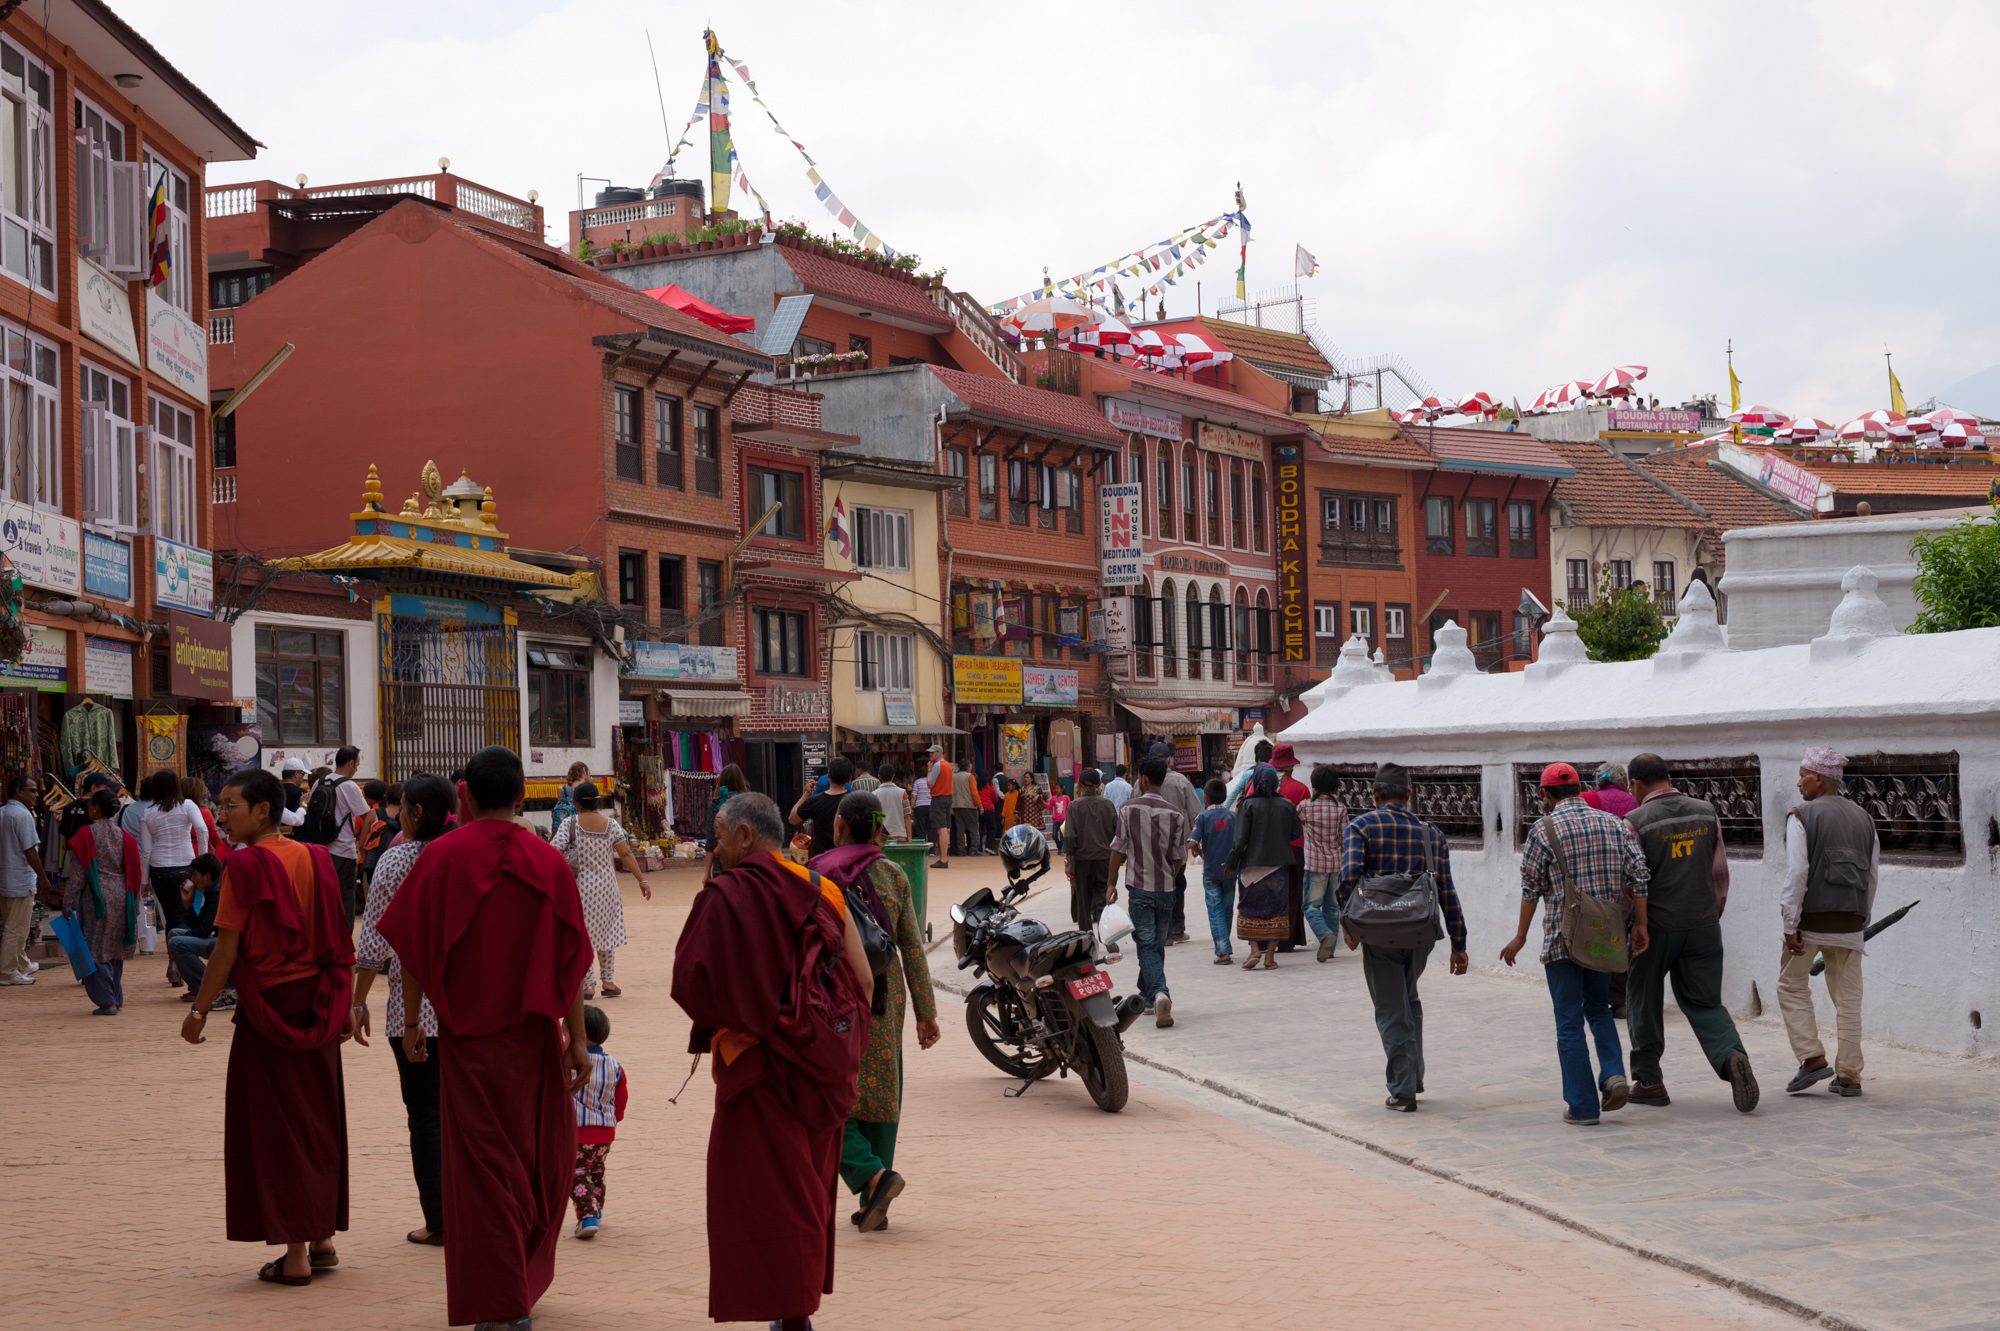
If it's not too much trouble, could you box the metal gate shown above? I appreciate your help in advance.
[378,598,520,781]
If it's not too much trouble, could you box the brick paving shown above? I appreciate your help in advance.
[1,858,1809,1331]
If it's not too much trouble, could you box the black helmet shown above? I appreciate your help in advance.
[998,823,1048,879]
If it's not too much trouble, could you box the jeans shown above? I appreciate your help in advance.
[166,929,215,994]
[1202,877,1236,956]
[1362,944,1429,1100]
[1170,865,1188,935]
[1128,889,1173,1005]
[82,956,124,1009]
[1302,871,1341,941]
[392,1033,445,1234]
[1625,921,1744,1085]
[1545,959,1627,1118]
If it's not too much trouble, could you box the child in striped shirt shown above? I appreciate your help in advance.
[571,1004,628,1239]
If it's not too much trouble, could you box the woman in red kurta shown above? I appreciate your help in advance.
[181,766,353,1288]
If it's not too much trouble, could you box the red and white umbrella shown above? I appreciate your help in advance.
[1589,364,1648,396]
[1544,380,1591,407]
[1174,332,1225,365]
[1729,404,1788,427]
[1779,416,1836,443]
[1076,313,1134,347]
[1526,385,1559,411]
[1456,390,1499,417]
[1937,421,1987,448]
[1004,295,1092,335]
[1836,410,1904,440]
[1393,407,1429,424]
[1920,406,1978,433]
[1691,430,1737,448]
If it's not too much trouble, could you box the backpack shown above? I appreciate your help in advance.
[298,776,348,846]
[767,869,869,1117]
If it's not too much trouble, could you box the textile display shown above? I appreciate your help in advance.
[0,690,33,781]
[1000,724,1033,773]
[141,714,187,780]
[59,699,119,774]
[669,770,720,840]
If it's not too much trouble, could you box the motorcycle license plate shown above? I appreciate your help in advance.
[1067,971,1114,1000]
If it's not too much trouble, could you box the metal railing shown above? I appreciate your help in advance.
[208,315,233,345]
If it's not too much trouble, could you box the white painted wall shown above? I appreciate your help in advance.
[230,610,382,780]
[516,629,619,783]
[1280,622,2000,1060]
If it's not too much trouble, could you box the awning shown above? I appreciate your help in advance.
[1118,700,1239,735]
[839,723,967,737]
[657,688,751,717]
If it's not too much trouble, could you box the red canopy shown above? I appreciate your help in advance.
[640,284,756,335]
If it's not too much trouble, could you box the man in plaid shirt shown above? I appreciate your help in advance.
[1503,762,1651,1126]
[1297,765,1349,962]
[1337,763,1469,1112]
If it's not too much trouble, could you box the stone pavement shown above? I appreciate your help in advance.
[977,860,2000,1331]
[0,857,1806,1331]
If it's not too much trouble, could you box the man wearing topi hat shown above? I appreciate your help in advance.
[1779,747,1879,1098]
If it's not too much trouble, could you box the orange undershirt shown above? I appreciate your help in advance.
[214,837,322,987]
[714,856,847,1070]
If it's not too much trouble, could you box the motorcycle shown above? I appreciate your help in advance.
[950,843,1144,1113]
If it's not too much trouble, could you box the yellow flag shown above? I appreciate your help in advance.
[1727,363,1741,414]
[1889,364,1908,416]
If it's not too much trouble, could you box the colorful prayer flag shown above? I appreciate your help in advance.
[146,172,171,289]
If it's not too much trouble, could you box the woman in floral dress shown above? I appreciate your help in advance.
[808,791,941,1234]
[550,782,651,998]
[63,789,141,1014]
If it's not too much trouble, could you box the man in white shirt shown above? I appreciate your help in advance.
[322,745,372,931]
[1778,746,1879,1099]
[873,768,909,841]
[1102,764,1132,811]
[0,774,52,984]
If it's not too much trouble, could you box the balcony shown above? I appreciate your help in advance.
[212,472,237,505]
[208,314,233,345]
[205,175,542,236]
[1318,530,1402,568]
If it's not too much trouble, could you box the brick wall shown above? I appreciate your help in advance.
[1413,475,1555,663]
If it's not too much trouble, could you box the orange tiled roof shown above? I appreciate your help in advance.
[1639,445,1805,528]
[1315,431,1436,469]
[1411,424,1574,479]
[927,364,1124,448]
[1545,439,1705,528]
[776,242,953,332]
[1186,318,1336,378]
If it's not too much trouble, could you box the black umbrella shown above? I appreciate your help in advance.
[1809,900,1919,976]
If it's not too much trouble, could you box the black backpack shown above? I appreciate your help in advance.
[298,776,347,845]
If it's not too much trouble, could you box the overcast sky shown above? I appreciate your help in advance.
[131,0,2000,418]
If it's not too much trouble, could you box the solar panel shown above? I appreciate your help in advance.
[760,294,815,357]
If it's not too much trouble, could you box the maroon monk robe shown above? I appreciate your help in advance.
[378,820,592,1328]
[221,842,353,1246]
[672,851,866,1325]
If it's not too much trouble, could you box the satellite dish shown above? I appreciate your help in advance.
[1519,587,1550,620]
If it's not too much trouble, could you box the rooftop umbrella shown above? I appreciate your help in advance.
[1552,379,1593,407]
[1779,416,1836,443]
[1729,404,1789,427]
[640,284,756,334]
[1457,390,1499,417]
[1837,410,1904,440]
[1937,420,1986,448]
[1589,364,1648,396]
[1074,313,1134,348]
[1921,406,1978,432]
[1005,295,1092,336]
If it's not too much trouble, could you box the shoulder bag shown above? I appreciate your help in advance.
[1546,817,1628,974]
[1342,820,1446,950]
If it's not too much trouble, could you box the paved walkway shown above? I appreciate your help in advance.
[0,857,1804,1330]
[973,862,2000,1331]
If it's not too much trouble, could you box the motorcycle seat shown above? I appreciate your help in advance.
[1026,931,1095,974]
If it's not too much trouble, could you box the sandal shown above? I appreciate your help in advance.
[600,984,622,998]
[1263,954,1278,969]
[406,1229,444,1246]
[309,1247,338,1269]
[1241,954,1260,970]
[257,1259,311,1287]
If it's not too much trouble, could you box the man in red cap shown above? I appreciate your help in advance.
[1504,762,1650,1126]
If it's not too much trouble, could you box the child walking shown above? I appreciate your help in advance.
[571,1004,628,1239]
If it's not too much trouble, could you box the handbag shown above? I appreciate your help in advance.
[1342,823,1446,950]
[49,911,97,982]
[1546,818,1628,974]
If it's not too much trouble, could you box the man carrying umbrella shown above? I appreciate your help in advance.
[1778,747,1878,1099]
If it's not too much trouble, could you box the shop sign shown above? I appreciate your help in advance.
[1102,596,1132,652]
[1104,396,1183,440]
[0,625,66,690]
[84,637,134,699]
[0,499,82,595]
[1172,734,1201,772]
[1194,708,1237,733]
[802,739,829,776]
[952,654,1022,706]
[145,286,207,399]
[617,698,646,727]
[1098,481,1143,588]
[1272,443,1308,662]
[84,530,132,600]
[882,688,916,726]
[154,537,214,615]
[765,683,827,717]
[1243,707,1265,721]
[1197,422,1263,460]
[167,611,232,701]
[625,639,739,681]
[78,258,142,370]
[387,591,499,624]
[1157,550,1228,577]
[1023,666,1079,708]
[1605,408,1702,433]
[1756,451,1826,509]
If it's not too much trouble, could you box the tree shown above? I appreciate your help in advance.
[1909,508,2000,633]
[1564,574,1669,662]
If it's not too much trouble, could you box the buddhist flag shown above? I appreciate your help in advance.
[1889,362,1908,416]
[1233,181,1250,300]
[826,494,851,560]
[146,172,171,289]
[1727,362,1741,414]
[1295,244,1319,278]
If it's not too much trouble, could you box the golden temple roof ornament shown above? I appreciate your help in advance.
[480,486,498,528]
[420,459,444,502]
[401,492,422,515]
[361,463,384,512]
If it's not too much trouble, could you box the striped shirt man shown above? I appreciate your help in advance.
[1110,791,1188,895]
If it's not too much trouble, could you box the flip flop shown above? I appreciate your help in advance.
[257,1260,311,1287]
[1263,955,1278,969]
[1240,954,1260,970]
[90,1006,119,1016]
[407,1230,444,1246]
[600,984,622,998]
[309,1248,338,1269]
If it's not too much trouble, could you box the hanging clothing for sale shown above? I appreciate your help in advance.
[60,699,119,774]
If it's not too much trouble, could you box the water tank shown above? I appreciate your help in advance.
[594,186,645,208]
[652,178,704,205]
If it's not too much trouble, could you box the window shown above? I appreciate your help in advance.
[1350,603,1373,642]
[1254,590,1273,683]
[141,152,192,313]
[81,361,138,528]
[753,606,809,676]
[1469,610,1505,670]
[1160,581,1179,680]
[692,405,720,494]
[945,446,968,517]
[793,334,834,358]
[208,267,273,309]
[655,393,683,489]
[1423,496,1453,555]
[1565,558,1593,606]
[658,554,685,631]
[526,642,592,747]
[1207,586,1228,681]
[211,402,236,470]
[855,629,914,691]
[255,627,345,746]
[1386,605,1409,641]
[616,550,645,606]
[1036,463,1057,531]
[0,40,56,295]
[1206,457,1223,545]
[1181,446,1197,540]
[749,466,805,540]
[1319,489,1401,567]
[1,321,57,507]
[1314,601,1341,666]
[847,333,872,361]
[1059,466,1083,534]
[1155,445,1174,538]
[1653,560,1677,607]
[978,452,998,520]
[1507,500,1537,558]
[1233,587,1252,682]
[854,505,911,571]
[1185,583,1204,679]
[696,560,723,646]
[1007,458,1029,525]
[1463,498,1498,557]
[1133,585,1157,679]
[613,385,641,481]
[74,95,142,276]
[150,394,198,544]
[1608,559,1633,590]
[1250,464,1267,551]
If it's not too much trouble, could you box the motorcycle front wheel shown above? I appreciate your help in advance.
[965,986,1058,1081]
[1075,1020,1130,1113]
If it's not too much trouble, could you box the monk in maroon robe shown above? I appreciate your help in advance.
[379,746,592,1331]
[182,768,353,1288]
[672,791,871,1329]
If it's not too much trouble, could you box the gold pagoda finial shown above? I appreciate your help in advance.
[361,463,384,511]
[480,486,498,528]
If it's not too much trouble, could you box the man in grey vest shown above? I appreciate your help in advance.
[1623,754,1758,1112]
[1778,746,1879,1098]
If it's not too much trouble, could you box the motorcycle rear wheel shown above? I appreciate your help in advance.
[965,986,1058,1081]
[1076,1021,1130,1113]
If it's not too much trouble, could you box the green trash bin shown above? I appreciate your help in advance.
[883,840,932,942]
